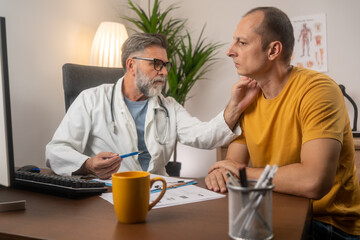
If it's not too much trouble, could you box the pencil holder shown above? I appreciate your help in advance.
[228,180,274,240]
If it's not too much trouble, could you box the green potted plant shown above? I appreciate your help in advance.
[123,0,222,176]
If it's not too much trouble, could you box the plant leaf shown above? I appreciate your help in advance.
[123,0,223,105]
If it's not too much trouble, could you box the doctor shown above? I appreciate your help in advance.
[46,33,259,179]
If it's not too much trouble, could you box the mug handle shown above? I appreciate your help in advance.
[148,177,167,210]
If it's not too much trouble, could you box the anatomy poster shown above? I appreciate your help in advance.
[291,13,328,72]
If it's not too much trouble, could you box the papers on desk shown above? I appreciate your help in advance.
[99,174,225,209]
[149,184,225,209]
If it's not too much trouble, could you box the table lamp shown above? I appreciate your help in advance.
[90,22,128,68]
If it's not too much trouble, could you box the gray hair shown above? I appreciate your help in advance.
[121,33,168,72]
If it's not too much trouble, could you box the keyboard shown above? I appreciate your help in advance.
[14,171,107,198]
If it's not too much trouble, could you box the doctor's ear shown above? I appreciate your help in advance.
[126,58,136,74]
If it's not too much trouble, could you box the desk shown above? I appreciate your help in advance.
[0,179,309,240]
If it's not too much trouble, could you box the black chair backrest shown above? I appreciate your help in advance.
[339,84,358,132]
[62,63,125,111]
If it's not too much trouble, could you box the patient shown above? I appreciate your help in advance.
[205,6,360,239]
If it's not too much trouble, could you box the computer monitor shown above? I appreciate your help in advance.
[0,16,15,187]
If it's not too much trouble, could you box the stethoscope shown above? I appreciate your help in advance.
[110,81,170,145]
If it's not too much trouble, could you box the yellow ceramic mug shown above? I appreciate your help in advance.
[112,171,167,223]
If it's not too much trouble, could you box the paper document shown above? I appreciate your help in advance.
[149,184,225,209]
[99,174,225,209]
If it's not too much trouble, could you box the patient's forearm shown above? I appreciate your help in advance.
[246,163,332,199]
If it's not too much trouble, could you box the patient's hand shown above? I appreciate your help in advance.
[208,160,244,176]
[205,167,229,193]
[206,160,246,192]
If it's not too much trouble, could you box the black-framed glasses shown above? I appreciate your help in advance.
[133,57,172,72]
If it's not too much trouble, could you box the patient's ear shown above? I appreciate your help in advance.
[267,41,282,61]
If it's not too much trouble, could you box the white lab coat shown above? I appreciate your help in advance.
[46,77,241,176]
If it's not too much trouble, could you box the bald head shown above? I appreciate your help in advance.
[244,7,294,64]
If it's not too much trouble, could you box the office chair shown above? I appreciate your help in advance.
[339,84,359,137]
[62,63,180,176]
[62,63,125,111]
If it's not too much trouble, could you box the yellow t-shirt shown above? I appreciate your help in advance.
[235,67,360,235]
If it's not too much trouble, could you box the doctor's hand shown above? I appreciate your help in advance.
[224,77,260,129]
[84,152,122,179]
[232,76,259,109]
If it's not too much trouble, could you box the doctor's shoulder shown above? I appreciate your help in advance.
[83,83,114,99]
[158,95,187,117]
[70,84,114,110]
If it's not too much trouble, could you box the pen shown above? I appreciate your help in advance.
[260,164,278,187]
[239,167,248,187]
[150,180,197,193]
[167,180,196,189]
[226,171,240,186]
[254,164,271,189]
[154,181,184,189]
[120,151,143,158]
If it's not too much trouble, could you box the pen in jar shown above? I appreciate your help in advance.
[239,167,248,187]
[226,171,240,186]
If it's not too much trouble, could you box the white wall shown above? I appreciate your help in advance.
[0,0,132,169]
[0,0,359,178]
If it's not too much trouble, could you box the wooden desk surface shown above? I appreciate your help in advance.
[0,179,309,240]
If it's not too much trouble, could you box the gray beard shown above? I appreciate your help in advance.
[135,68,166,97]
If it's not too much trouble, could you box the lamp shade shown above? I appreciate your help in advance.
[90,22,128,68]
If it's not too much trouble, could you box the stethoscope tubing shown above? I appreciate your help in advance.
[110,82,170,145]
